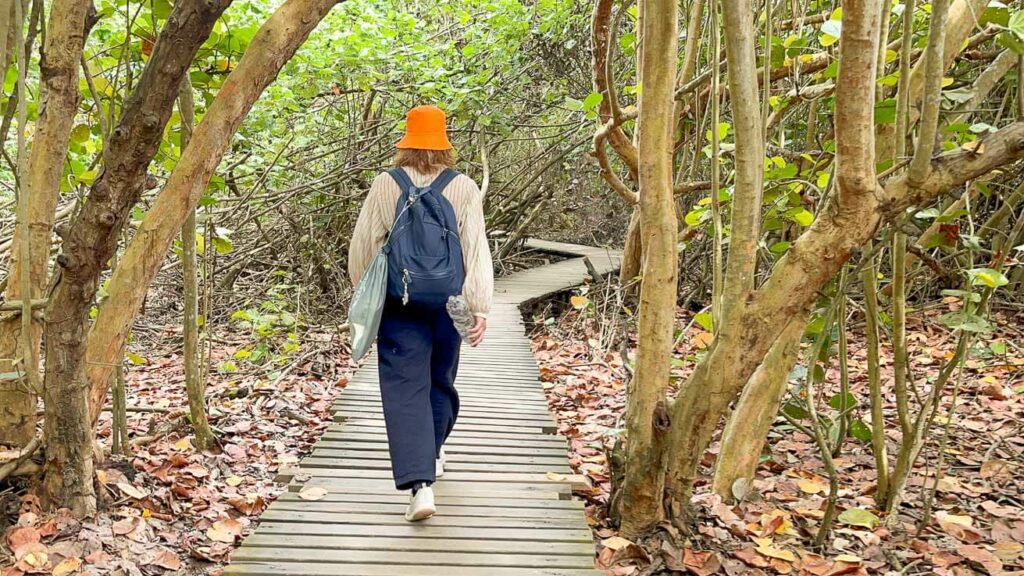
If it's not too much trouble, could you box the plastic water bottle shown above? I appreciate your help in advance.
[446,295,475,341]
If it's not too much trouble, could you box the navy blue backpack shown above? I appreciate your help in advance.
[383,168,465,307]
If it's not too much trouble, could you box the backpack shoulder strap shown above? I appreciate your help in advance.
[428,169,460,195]
[387,167,415,193]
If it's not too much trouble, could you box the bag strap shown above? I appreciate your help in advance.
[387,167,416,193]
[427,168,459,195]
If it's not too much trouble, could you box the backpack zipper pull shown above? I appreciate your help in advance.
[402,269,410,305]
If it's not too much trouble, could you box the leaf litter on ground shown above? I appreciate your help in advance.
[532,301,1024,575]
[0,326,351,576]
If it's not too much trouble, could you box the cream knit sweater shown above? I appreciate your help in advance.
[348,167,494,318]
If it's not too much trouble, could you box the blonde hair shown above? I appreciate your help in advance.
[395,148,455,174]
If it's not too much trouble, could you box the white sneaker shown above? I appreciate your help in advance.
[435,448,446,478]
[405,486,436,522]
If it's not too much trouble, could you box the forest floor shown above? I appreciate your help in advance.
[3,291,1023,576]
[533,296,1024,576]
[1,324,352,576]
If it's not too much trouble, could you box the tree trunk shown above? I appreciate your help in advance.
[0,0,15,76]
[663,0,765,515]
[0,0,95,448]
[662,0,886,516]
[861,246,890,503]
[615,0,677,538]
[659,72,1024,529]
[84,0,343,423]
[619,206,642,286]
[712,318,804,499]
[591,0,638,180]
[41,0,231,515]
[178,76,214,451]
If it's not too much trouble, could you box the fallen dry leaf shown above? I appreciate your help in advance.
[798,477,828,495]
[116,482,148,500]
[957,545,1003,574]
[753,537,796,562]
[601,536,634,551]
[149,548,182,571]
[206,517,244,543]
[51,557,81,576]
[5,526,40,549]
[297,486,328,501]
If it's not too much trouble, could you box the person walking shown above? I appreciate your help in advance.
[347,105,493,521]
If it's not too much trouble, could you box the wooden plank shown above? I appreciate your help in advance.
[315,441,569,457]
[306,449,571,466]
[260,506,585,528]
[231,548,595,569]
[236,534,595,555]
[338,389,550,405]
[288,479,570,497]
[335,399,551,416]
[267,500,586,519]
[275,491,584,509]
[225,561,602,576]
[251,521,593,541]
[300,458,572,474]
[328,425,559,441]
[320,433,564,447]
[328,415,557,428]
[331,418,550,435]
[290,468,586,486]
[259,510,588,530]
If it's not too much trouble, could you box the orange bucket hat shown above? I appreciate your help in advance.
[397,105,453,151]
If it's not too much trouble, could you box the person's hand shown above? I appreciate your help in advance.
[468,316,487,347]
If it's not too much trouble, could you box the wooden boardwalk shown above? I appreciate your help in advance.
[226,239,621,576]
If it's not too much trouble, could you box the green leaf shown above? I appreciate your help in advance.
[939,311,993,333]
[816,171,830,189]
[997,30,1024,55]
[828,392,858,410]
[874,98,897,124]
[694,311,714,332]
[70,124,92,144]
[684,207,707,227]
[705,121,731,142]
[819,19,842,46]
[582,92,604,111]
[1009,10,1024,37]
[968,267,1009,288]
[782,402,809,420]
[769,241,791,254]
[989,340,1008,355]
[838,508,880,529]
[981,4,1010,27]
[850,419,873,442]
[125,352,147,365]
[213,236,234,254]
[943,87,974,104]
[788,208,814,227]
[940,289,981,303]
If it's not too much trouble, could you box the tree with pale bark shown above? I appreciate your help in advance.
[596,0,1024,538]
[0,0,342,516]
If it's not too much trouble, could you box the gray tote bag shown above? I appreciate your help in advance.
[348,250,388,362]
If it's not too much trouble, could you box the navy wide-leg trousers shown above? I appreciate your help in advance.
[377,300,461,490]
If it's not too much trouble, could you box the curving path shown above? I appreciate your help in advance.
[226,239,622,576]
